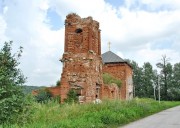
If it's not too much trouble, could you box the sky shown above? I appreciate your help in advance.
[0,0,180,86]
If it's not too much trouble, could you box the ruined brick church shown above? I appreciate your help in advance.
[59,13,133,103]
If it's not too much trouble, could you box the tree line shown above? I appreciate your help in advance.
[127,56,180,101]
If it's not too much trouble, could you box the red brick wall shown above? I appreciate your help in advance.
[102,84,120,100]
[60,52,103,102]
[46,86,61,97]
[64,13,101,55]
[102,63,133,100]
[125,64,133,99]
[60,13,103,103]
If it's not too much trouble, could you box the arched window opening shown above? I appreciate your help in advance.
[75,28,83,33]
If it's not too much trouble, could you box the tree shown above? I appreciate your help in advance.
[0,41,27,124]
[173,63,180,88]
[168,63,180,101]
[152,70,158,100]
[141,62,154,98]
[127,58,179,100]
[56,80,61,86]
[127,60,144,97]
[156,55,171,100]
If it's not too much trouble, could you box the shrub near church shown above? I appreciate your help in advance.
[0,41,29,124]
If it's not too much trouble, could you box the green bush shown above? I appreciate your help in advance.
[0,41,29,125]
[64,89,78,103]
[0,86,26,124]
[102,73,122,87]
[56,80,61,86]
[35,88,52,103]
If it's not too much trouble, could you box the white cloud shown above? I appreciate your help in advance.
[0,0,180,86]
[136,48,180,67]
[0,0,64,86]
[49,0,106,18]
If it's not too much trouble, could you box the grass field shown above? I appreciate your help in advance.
[2,98,180,128]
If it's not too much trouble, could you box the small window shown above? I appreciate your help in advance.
[75,28,82,33]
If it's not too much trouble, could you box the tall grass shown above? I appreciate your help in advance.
[2,98,180,128]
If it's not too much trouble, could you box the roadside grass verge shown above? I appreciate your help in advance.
[2,98,180,128]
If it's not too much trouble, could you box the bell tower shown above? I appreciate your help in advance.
[60,13,103,103]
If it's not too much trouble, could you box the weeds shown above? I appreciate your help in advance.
[2,98,180,128]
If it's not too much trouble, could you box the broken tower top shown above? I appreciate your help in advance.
[64,13,101,55]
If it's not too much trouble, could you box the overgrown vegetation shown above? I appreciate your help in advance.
[103,73,122,87]
[56,80,61,86]
[34,88,52,103]
[0,41,30,125]
[2,98,180,128]
[64,89,78,103]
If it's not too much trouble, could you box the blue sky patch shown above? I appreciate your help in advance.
[46,9,63,30]
[0,0,5,13]
[151,38,173,50]
[105,0,125,8]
